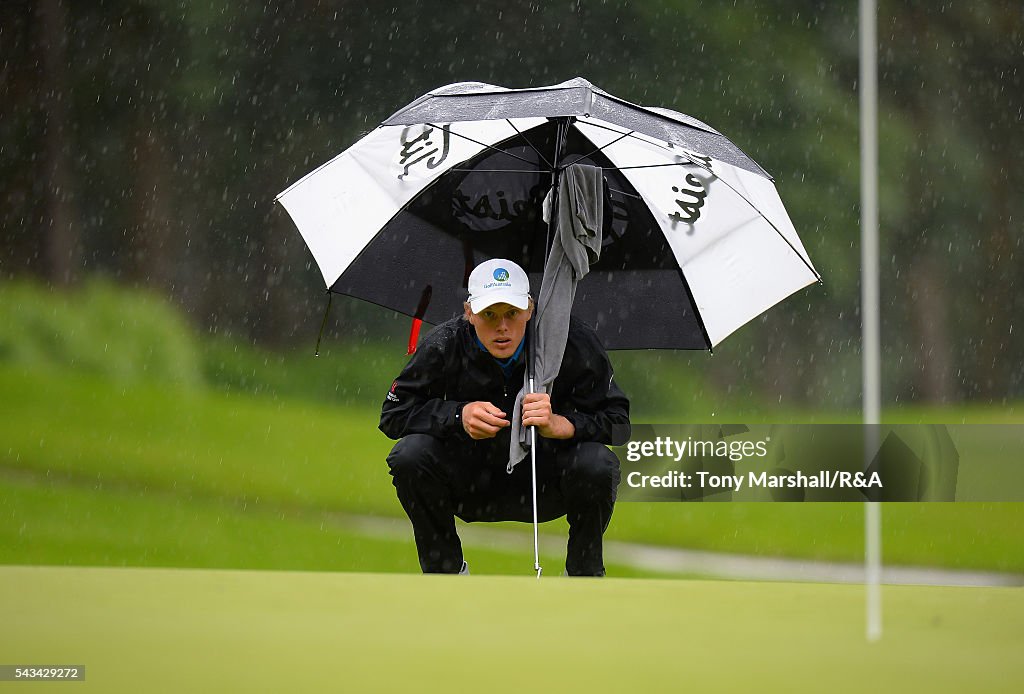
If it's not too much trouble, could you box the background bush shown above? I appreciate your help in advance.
[0,279,203,388]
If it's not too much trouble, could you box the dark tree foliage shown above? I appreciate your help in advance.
[1,0,1021,406]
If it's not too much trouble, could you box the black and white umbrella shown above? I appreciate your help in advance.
[278,77,822,576]
[277,77,819,351]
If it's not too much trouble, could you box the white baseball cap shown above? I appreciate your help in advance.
[467,258,531,314]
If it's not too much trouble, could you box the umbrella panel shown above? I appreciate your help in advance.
[382,78,769,178]
[330,120,709,350]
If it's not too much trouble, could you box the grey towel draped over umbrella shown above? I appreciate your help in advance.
[508,163,605,472]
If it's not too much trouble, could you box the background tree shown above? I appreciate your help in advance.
[1,0,1021,407]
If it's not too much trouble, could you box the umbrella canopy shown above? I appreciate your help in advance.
[276,77,820,350]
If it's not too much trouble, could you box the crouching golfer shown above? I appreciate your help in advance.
[380,259,630,576]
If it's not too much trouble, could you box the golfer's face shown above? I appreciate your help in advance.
[467,302,531,359]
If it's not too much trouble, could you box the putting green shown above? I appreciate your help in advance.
[1,566,1021,692]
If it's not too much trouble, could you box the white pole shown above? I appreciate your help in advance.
[860,0,883,642]
[529,376,543,579]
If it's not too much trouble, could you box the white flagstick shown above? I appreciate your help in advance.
[860,0,883,642]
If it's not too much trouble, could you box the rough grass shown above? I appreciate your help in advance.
[2,364,1023,574]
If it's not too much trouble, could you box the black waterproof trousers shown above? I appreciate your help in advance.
[387,433,620,576]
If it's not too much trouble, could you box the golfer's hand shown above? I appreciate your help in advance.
[462,401,509,440]
[522,393,575,440]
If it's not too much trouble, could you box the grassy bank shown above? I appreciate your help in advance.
[2,364,1022,574]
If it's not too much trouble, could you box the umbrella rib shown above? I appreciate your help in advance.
[449,168,542,174]
[580,119,720,167]
[424,122,538,167]
[601,162,700,171]
[607,186,642,199]
[580,116,819,281]
[506,119,553,169]
[575,120,710,171]
[671,150,822,282]
[580,118,676,151]
[747,199,822,281]
[560,129,635,169]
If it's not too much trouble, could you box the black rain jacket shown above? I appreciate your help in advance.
[379,316,631,451]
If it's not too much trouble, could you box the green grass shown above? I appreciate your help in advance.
[201,333,412,406]
[0,471,419,573]
[2,363,1023,574]
[1,566,1021,693]
[0,364,384,513]
[0,279,203,388]
[0,470,650,578]
[607,503,1024,572]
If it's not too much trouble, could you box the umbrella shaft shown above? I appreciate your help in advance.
[529,376,542,577]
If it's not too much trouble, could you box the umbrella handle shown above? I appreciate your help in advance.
[529,375,542,579]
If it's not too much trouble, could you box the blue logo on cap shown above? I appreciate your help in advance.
[493,268,510,282]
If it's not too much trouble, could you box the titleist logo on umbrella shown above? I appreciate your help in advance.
[397,124,451,179]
